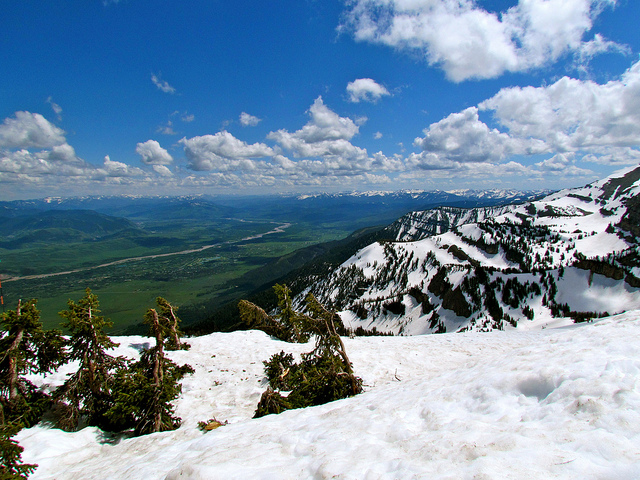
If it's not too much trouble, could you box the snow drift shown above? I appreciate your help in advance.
[17,311,640,479]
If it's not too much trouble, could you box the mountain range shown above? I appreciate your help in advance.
[10,167,640,479]
[293,165,640,334]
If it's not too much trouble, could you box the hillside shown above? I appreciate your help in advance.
[0,210,141,248]
[295,165,640,334]
[16,312,640,479]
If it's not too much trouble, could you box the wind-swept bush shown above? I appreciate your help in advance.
[239,284,311,342]
[0,423,37,479]
[0,299,65,428]
[54,289,124,431]
[253,289,362,418]
[107,301,194,436]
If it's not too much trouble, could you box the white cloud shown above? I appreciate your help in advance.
[404,60,640,181]
[179,98,404,183]
[180,131,275,171]
[136,140,174,165]
[151,74,176,94]
[268,97,363,159]
[535,153,595,177]
[0,111,66,149]
[46,143,83,164]
[413,106,547,163]
[46,97,63,120]
[346,78,390,103]
[479,59,640,152]
[157,121,177,136]
[100,155,146,177]
[152,164,174,177]
[576,33,630,64]
[341,0,623,82]
[0,112,184,197]
[181,112,195,123]
[371,151,404,171]
[240,112,262,127]
[374,131,383,139]
[582,148,640,165]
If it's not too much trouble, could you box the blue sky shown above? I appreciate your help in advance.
[1,0,639,200]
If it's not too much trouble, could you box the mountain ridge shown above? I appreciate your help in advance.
[293,164,640,335]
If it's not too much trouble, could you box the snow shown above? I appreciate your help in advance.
[556,268,640,314]
[16,312,640,479]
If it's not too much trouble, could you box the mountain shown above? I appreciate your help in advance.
[0,188,548,226]
[10,175,640,479]
[0,196,238,222]
[0,210,141,249]
[294,165,640,335]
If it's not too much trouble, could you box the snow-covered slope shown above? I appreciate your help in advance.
[298,165,640,334]
[17,312,640,479]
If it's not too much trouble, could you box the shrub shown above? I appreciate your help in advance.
[253,291,363,418]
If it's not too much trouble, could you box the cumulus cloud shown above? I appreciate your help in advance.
[151,74,176,94]
[136,140,174,165]
[346,78,390,103]
[177,98,406,184]
[404,153,536,181]
[0,111,94,182]
[479,59,640,153]
[157,121,177,136]
[268,97,364,159]
[0,111,67,149]
[240,112,262,127]
[341,0,623,82]
[406,58,640,180]
[46,143,82,164]
[535,153,594,177]
[413,106,547,164]
[0,112,186,198]
[582,148,640,165]
[576,33,630,64]
[100,156,146,177]
[152,164,174,177]
[180,131,275,171]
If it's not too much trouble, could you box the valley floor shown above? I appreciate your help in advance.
[17,312,640,479]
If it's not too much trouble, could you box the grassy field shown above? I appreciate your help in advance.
[1,219,353,332]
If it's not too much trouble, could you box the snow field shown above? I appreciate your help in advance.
[16,312,640,479]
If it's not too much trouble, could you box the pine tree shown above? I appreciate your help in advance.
[254,291,362,417]
[0,423,37,479]
[152,297,189,351]
[239,284,310,343]
[54,289,123,431]
[107,306,193,436]
[0,300,66,427]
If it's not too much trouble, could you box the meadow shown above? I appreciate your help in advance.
[0,213,356,333]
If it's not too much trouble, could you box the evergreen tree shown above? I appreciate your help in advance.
[107,306,193,436]
[0,300,65,427]
[239,284,310,343]
[54,289,123,431]
[0,423,37,479]
[254,292,362,417]
[152,297,189,351]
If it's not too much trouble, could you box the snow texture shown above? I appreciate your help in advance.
[16,312,640,479]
